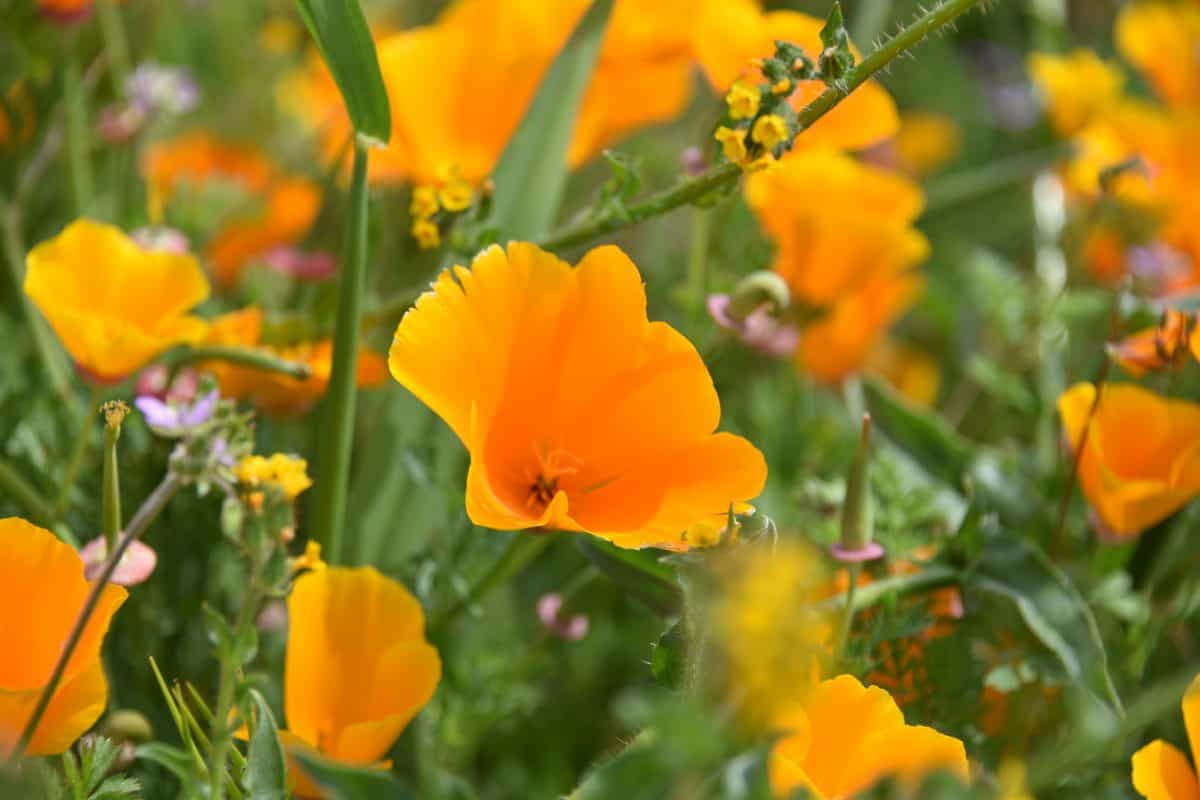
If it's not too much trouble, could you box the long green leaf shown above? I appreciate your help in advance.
[489,0,615,240]
[293,0,390,142]
[863,377,974,487]
[967,535,1123,715]
[577,539,681,616]
[291,749,414,800]
[244,690,287,800]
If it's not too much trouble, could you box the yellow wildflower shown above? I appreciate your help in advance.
[725,80,760,120]
[236,454,313,501]
[410,186,440,219]
[437,176,474,212]
[714,126,749,164]
[770,79,791,96]
[412,219,441,250]
[751,114,789,150]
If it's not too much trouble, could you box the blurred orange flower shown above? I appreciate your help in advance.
[38,0,123,24]
[203,307,387,416]
[1058,382,1200,538]
[24,219,210,382]
[769,674,968,798]
[1107,309,1198,377]
[142,133,320,288]
[0,517,127,759]
[1028,49,1125,136]
[388,242,767,550]
[283,563,440,796]
[1131,672,1200,800]
[1116,2,1200,109]
[691,0,898,152]
[894,112,961,177]
[865,341,941,408]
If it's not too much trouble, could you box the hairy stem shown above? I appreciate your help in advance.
[166,344,313,380]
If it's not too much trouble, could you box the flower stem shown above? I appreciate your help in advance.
[63,41,94,217]
[166,344,313,380]
[834,564,861,666]
[685,207,711,316]
[94,0,132,93]
[207,575,263,800]
[101,416,123,551]
[7,473,181,764]
[431,534,555,634]
[538,0,990,253]
[818,563,959,614]
[313,139,371,564]
[54,385,102,522]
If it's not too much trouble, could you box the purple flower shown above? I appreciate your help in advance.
[80,537,158,586]
[136,389,219,436]
[126,63,200,116]
[261,246,337,282]
[707,294,800,358]
[537,593,589,641]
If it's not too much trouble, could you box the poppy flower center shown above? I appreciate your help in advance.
[525,445,583,512]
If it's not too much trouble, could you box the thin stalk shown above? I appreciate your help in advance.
[101,416,122,551]
[685,208,711,316]
[63,43,94,216]
[538,0,991,253]
[94,0,132,92]
[8,473,181,764]
[0,458,54,524]
[432,534,554,633]
[313,139,371,563]
[207,582,262,800]
[816,564,959,614]
[54,385,102,522]
[834,564,861,665]
[166,344,313,380]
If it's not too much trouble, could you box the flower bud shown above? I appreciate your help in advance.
[101,709,154,744]
[832,413,883,562]
[725,271,791,323]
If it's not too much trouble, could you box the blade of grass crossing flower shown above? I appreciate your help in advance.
[489,0,615,240]
[292,0,390,143]
[291,749,415,800]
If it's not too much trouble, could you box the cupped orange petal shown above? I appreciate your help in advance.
[1184,673,1200,771]
[390,242,766,548]
[0,518,127,759]
[285,565,439,767]
[1116,2,1200,110]
[1133,740,1200,800]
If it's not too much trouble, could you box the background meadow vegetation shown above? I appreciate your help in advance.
[3,0,1200,798]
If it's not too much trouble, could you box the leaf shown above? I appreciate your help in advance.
[134,743,197,784]
[863,378,974,488]
[244,690,288,800]
[291,749,415,800]
[966,534,1123,714]
[577,539,682,616]
[489,0,615,241]
[650,620,685,689]
[293,0,390,143]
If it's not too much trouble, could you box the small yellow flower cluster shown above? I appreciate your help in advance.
[712,46,803,172]
[409,169,474,250]
[235,453,313,501]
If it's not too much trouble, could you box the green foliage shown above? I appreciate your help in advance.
[291,749,415,800]
[61,737,141,800]
[243,690,287,800]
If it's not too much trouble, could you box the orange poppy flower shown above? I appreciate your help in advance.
[865,341,941,408]
[0,517,127,759]
[691,0,898,152]
[1108,309,1198,377]
[388,242,767,550]
[282,563,440,796]
[38,0,124,23]
[769,674,968,798]
[141,133,320,288]
[24,219,210,382]
[1058,382,1200,538]
[1116,2,1200,110]
[1028,49,1125,136]
[202,307,386,416]
[1132,672,1200,799]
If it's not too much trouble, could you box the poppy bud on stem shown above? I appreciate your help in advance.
[726,271,792,324]
[101,400,129,551]
[833,413,880,666]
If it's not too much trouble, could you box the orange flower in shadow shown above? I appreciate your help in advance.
[142,133,320,288]
[203,307,386,416]
[24,219,210,382]
[282,564,440,797]
[1116,3,1200,110]
[769,675,968,798]
[389,242,767,550]
[1059,382,1200,538]
[0,518,127,759]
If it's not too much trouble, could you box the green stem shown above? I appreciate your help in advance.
[8,473,181,764]
[54,385,101,522]
[63,43,94,217]
[432,534,554,633]
[817,564,959,614]
[0,458,54,524]
[537,0,990,253]
[313,139,371,564]
[922,143,1076,216]
[166,344,313,380]
[208,581,262,800]
[101,418,122,551]
[685,207,711,316]
[834,564,861,665]
[94,0,132,93]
